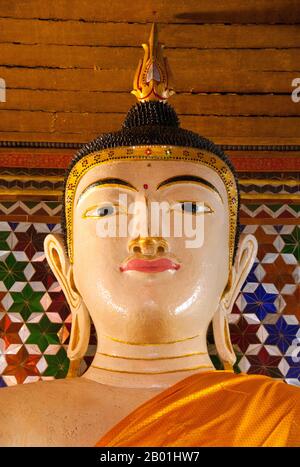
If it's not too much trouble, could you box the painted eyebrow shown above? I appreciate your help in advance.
[156,175,223,202]
[77,178,137,205]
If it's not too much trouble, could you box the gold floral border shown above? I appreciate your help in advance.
[65,146,238,265]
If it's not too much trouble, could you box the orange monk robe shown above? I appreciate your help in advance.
[96,370,300,447]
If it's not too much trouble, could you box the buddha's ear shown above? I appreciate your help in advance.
[44,233,90,371]
[44,233,80,309]
[213,234,258,368]
[223,233,258,311]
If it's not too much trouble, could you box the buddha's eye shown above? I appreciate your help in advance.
[173,202,213,215]
[96,205,115,217]
[83,204,121,218]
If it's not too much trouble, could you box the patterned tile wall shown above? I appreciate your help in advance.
[0,178,299,388]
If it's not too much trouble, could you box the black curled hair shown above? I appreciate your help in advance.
[62,101,241,261]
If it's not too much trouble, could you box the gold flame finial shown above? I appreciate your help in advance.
[131,23,175,103]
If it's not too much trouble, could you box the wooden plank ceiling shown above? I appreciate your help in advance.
[0,0,299,146]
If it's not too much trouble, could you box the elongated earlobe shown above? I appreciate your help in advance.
[44,233,91,377]
[67,300,91,377]
[213,302,236,368]
[213,234,258,370]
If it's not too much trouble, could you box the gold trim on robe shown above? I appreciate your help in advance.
[96,370,300,447]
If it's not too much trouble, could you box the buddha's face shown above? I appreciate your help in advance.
[71,158,230,343]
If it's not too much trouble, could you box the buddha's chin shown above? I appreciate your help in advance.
[121,268,178,282]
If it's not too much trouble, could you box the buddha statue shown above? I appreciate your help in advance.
[0,24,299,447]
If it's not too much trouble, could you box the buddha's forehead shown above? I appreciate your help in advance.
[74,159,229,204]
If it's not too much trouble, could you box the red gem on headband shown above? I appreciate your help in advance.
[143,184,148,189]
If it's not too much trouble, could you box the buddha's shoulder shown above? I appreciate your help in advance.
[0,377,108,446]
[0,376,101,408]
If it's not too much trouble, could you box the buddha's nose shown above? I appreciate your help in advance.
[128,236,169,256]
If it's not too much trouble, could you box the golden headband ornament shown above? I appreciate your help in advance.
[64,24,239,266]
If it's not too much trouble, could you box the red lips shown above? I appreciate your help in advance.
[120,257,180,273]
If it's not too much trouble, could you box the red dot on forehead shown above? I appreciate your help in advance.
[143,184,149,189]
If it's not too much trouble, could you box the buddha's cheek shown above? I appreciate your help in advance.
[162,215,229,330]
